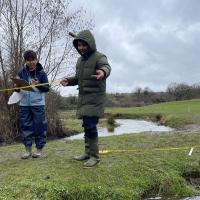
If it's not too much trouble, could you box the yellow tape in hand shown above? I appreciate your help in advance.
[0,82,50,92]
[0,77,64,92]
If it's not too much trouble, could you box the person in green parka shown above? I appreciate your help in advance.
[60,30,111,168]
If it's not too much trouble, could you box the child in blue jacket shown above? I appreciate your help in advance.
[17,50,49,159]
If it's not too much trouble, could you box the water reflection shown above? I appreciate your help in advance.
[67,119,174,140]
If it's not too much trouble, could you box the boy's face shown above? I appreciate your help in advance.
[77,41,89,55]
[25,59,37,71]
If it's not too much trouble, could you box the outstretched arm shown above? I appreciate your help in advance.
[60,76,78,86]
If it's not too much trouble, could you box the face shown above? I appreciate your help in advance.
[77,41,88,55]
[25,59,37,71]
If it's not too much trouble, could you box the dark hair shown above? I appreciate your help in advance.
[23,50,37,61]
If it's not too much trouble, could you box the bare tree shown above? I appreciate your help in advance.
[166,82,192,100]
[0,0,93,142]
[133,86,142,97]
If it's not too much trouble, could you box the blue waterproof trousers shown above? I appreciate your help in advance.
[82,116,99,139]
[19,106,47,149]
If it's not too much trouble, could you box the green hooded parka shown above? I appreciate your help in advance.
[67,30,111,118]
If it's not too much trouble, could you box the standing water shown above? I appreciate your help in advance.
[67,119,174,140]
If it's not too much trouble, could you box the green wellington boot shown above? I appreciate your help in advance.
[73,137,90,161]
[83,138,100,168]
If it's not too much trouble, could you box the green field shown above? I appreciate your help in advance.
[1,99,200,199]
[106,99,200,128]
[107,99,200,115]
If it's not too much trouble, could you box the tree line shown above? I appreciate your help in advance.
[59,82,200,109]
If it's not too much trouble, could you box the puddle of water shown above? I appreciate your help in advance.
[66,119,174,140]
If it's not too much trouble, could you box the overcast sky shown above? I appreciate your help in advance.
[61,0,200,96]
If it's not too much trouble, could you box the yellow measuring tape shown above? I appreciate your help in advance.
[0,78,63,92]
[0,82,50,92]
[99,145,199,155]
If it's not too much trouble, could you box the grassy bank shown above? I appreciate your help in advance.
[106,99,200,128]
[1,99,200,199]
[1,133,200,199]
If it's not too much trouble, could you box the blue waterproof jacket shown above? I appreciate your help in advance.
[17,63,49,106]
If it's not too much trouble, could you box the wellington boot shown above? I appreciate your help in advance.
[83,137,100,168]
[89,137,100,160]
[73,154,90,161]
[73,136,90,161]
[83,156,100,168]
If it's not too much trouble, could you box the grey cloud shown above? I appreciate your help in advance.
[64,0,200,95]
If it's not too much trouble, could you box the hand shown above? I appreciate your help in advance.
[31,78,39,85]
[60,79,68,86]
[91,69,105,80]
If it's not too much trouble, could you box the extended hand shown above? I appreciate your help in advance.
[60,79,68,86]
[91,69,105,80]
